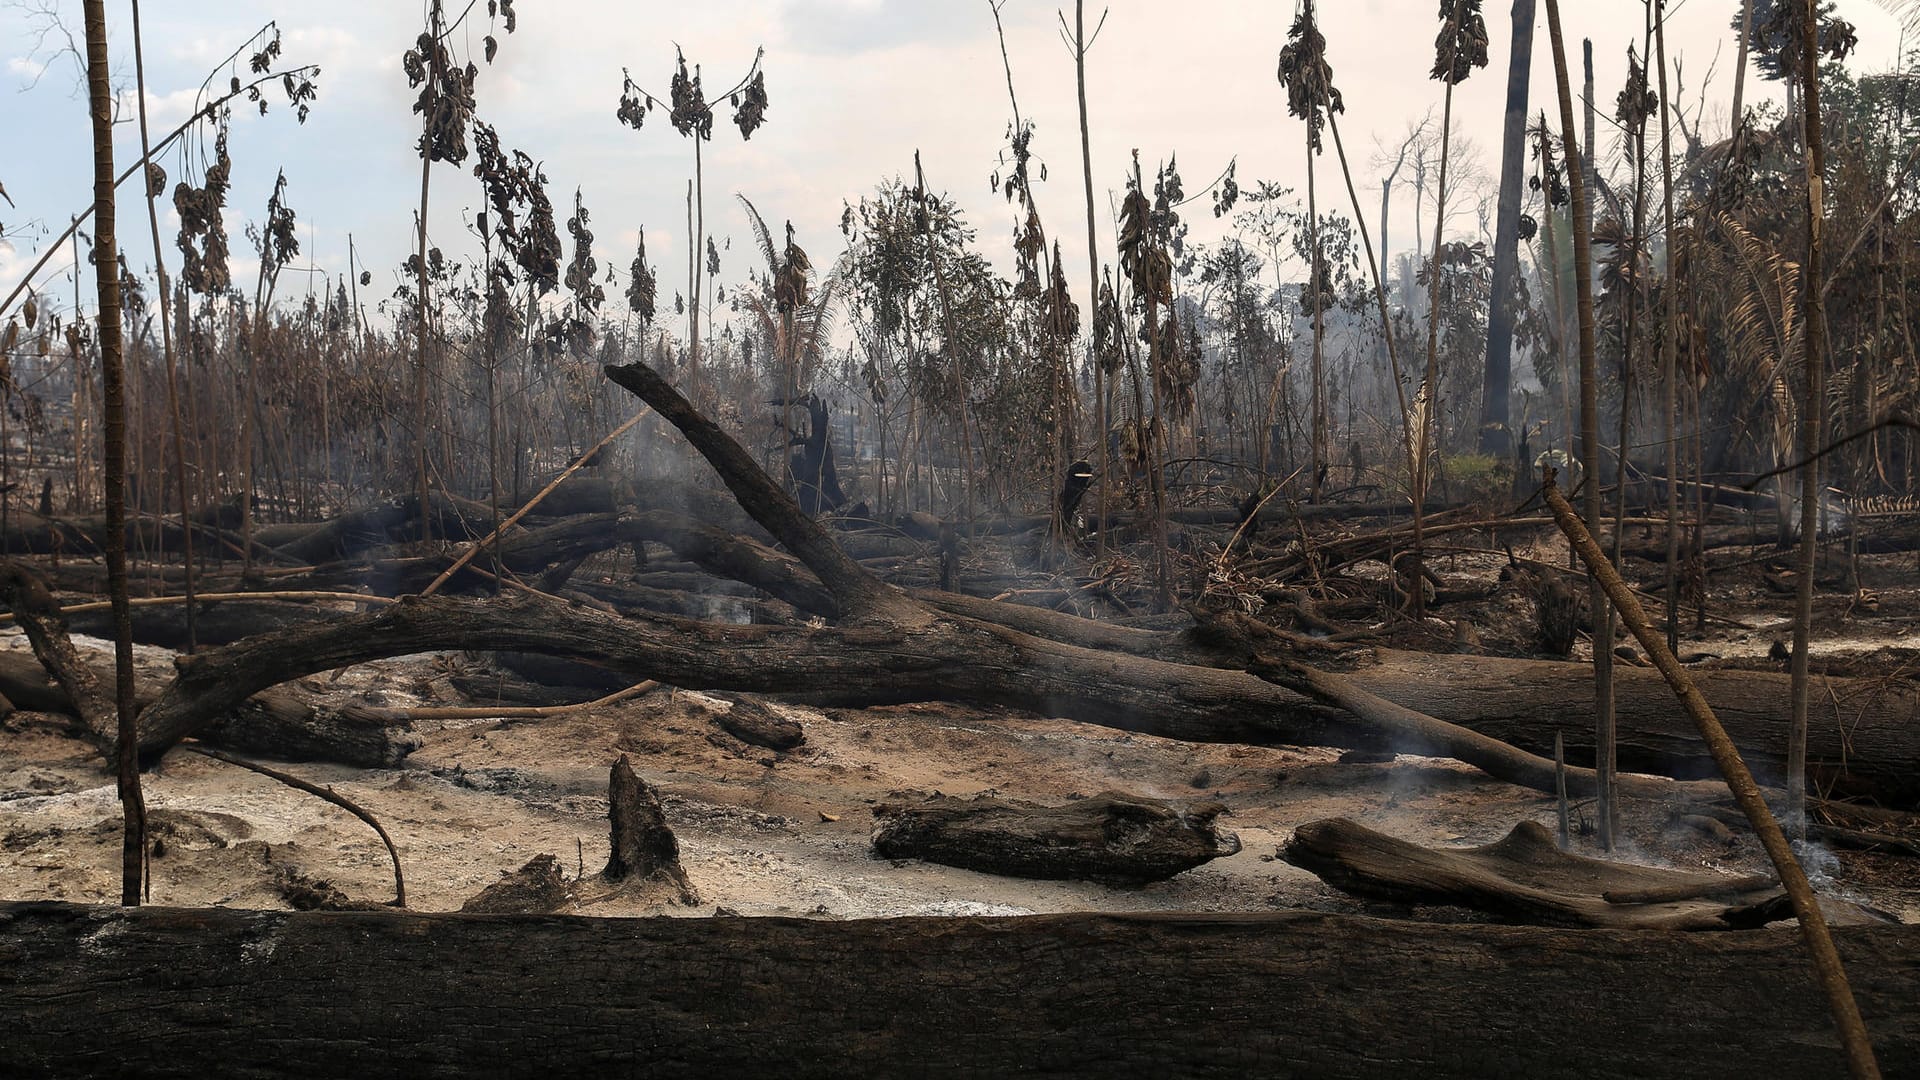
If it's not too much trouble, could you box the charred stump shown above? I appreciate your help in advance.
[603,755,697,905]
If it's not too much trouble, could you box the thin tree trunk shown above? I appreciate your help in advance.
[1732,0,1754,138]
[1616,25,1651,573]
[1654,0,1681,655]
[1379,178,1393,301]
[81,0,144,906]
[1544,0,1617,850]
[692,137,705,372]
[1073,1,1106,553]
[1415,82,1457,618]
[130,0,195,656]
[1788,0,1831,843]
[1308,137,1326,504]
[1328,115,1419,549]
[413,1,444,545]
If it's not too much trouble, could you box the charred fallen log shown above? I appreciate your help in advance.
[872,791,1238,884]
[65,598,337,650]
[0,650,418,768]
[2,902,1916,1079]
[261,491,495,564]
[705,695,805,751]
[1340,650,1920,803]
[1280,818,1871,930]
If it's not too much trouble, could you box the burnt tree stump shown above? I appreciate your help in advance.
[603,755,697,905]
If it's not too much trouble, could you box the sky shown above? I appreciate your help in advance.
[0,0,1910,333]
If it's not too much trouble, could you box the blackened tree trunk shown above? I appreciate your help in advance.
[1482,0,1537,459]
[2,902,1916,1079]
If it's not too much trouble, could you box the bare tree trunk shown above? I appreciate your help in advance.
[81,0,144,906]
[413,1,444,545]
[1654,1,1681,655]
[1544,0,1616,850]
[1073,0,1106,553]
[691,137,705,372]
[1414,81,1457,618]
[1482,0,1536,461]
[1788,0,1831,842]
[1308,137,1326,504]
[1731,0,1754,142]
[130,0,196,655]
[1328,115,1420,551]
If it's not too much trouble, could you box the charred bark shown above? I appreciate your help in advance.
[1281,817,1857,930]
[603,754,697,904]
[0,651,418,768]
[2,902,1917,1079]
[872,791,1238,885]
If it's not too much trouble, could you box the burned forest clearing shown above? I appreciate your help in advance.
[4,0,1920,1076]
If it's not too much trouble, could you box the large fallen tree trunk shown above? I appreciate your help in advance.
[1341,650,1920,803]
[1,902,1915,1079]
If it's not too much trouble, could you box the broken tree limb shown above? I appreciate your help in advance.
[420,409,649,598]
[872,791,1239,885]
[2,902,1916,1078]
[363,680,660,723]
[0,561,115,741]
[1249,651,1731,803]
[605,361,907,620]
[1541,475,1880,1080]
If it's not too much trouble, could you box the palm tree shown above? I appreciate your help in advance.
[1483,0,1537,460]
[617,48,770,376]
[736,195,843,397]
[1278,0,1335,503]
[1416,0,1489,614]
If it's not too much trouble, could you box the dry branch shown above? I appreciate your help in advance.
[181,745,406,907]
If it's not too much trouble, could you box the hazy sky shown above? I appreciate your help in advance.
[0,0,1908,329]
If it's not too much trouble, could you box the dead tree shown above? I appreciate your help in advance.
[772,392,845,516]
